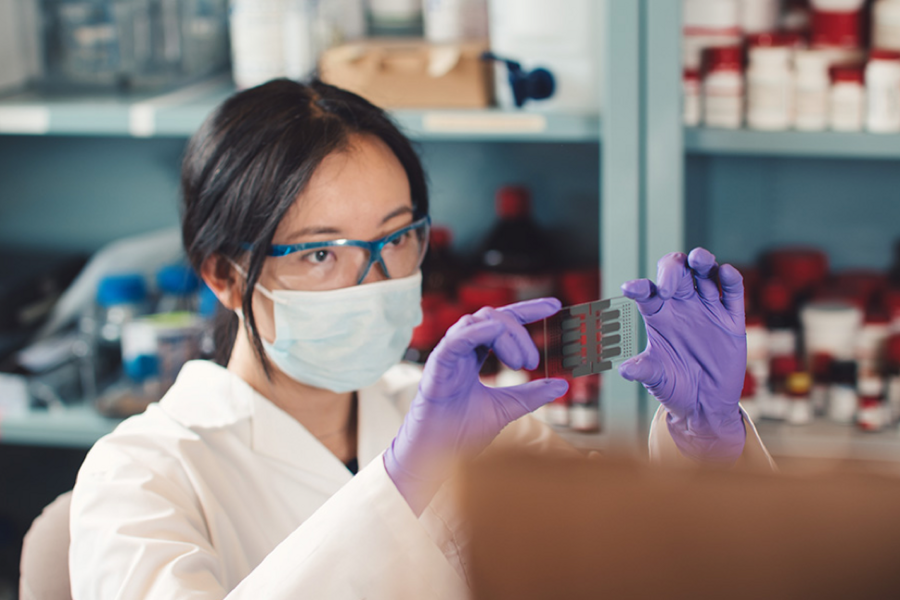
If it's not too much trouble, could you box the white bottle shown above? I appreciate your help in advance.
[368,0,421,27]
[873,0,900,51]
[488,0,601,112]
[229,0,317,90]
[683,68,702,126]
[703,46,744,129]
[747,45,794,130]
[740,0,781,34]
[683,0,742,71]
[424,0,488,43]
[829,65,865,131]
[794,49,830,131]
[866,50,900,133]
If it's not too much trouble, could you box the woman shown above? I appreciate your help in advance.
[69,79,773,599]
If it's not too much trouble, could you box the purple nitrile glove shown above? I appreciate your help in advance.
[617,248,747,465]
[384,298,569,515]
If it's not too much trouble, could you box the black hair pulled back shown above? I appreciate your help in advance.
[180,79,429,370]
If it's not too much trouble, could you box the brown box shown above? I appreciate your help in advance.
[319,39,493,109]
[460,451,900,600]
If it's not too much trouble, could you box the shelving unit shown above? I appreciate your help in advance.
[0,404,119,448]
[685,127,900,160]
[4,0,898,463]
[0,77,600,143]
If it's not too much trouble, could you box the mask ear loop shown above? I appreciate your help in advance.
[227,258,284,305]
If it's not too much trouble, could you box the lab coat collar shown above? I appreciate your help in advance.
[161,360,414,488]
[249,365,412,483]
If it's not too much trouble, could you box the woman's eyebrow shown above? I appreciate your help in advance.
[381,206,414,224]
[282,226,343,243]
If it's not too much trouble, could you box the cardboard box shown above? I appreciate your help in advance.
[460,451,900,599]
[319,39,493,109]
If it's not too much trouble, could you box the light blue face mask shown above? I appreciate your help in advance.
[245,272,423,393]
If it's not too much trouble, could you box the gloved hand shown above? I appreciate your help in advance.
[617,248,747,465]
[384,298,569,515]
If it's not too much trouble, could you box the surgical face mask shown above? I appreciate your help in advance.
[237,270,423,393]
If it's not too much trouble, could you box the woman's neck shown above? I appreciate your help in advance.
[227,324,358,464]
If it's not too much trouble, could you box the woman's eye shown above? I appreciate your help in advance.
[302,249,334,264]
[388,232,409,247]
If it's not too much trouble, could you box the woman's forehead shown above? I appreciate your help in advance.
[276,134,413,241]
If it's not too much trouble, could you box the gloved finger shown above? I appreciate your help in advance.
[497,297,562,325]
[688,247,721,303]
[617,351,666,389]
[490,378,570,419]
[434,318,507,366]
[656,252,693,300]
[473,307,538,370]
[718,263,746,319]
[621,278,664,317]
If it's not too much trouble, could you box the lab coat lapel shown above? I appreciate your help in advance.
[250,393,353,489]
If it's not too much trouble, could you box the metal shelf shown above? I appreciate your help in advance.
[0,404,120,448]
[685,126,900,160]
[755,419,900,463]
[0,77,600,142]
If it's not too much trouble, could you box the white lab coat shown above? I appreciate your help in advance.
[69,360,774,599]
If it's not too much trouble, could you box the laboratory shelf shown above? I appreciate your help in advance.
[0,77,600,142]
[0,404,120,449]
[755,419,900,464]
[685,127,900,160]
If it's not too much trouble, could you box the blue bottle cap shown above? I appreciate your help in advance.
[97,274,148,307]
[156,264,200,296]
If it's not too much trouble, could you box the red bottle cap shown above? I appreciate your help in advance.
[810,352,833,377]
[886,334,900,364]
[771,355,800,377]
[830,64,864,83]
[760,280,793,313]
[458,281,516,311]
[765,247,829,293]
[746,32,800,48]
[558,268,601,306]
[832,270,887,305]
[436,302,467,335]
[811,9,862,48]
[495,186,531,219]
[702,46,744,73]
[869,49,900,61]
[683,68,701,81]
[884,288,900,316]
[740,369,756,398]
[410,294,446,350]
[429,226,452,249]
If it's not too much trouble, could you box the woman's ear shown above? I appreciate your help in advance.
[200,254,243,311]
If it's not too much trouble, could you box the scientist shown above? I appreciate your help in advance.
[68,79,772,599]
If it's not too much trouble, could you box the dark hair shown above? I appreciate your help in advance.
[181,78,429,370]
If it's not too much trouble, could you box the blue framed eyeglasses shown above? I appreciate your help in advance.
[247,216,431,291]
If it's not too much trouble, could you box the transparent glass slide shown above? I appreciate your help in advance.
[543,296,637,378]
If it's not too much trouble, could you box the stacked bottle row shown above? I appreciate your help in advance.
[738,242,900,432]
[80,263,218,417]
[684,0,900,132]
[410,185,603,433]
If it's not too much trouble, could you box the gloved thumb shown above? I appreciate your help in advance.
[617,352,665,388]
[491,378,569,421]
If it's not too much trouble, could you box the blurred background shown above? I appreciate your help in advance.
[1,0,900,596]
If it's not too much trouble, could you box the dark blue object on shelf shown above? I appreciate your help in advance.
[482,51,555,108]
